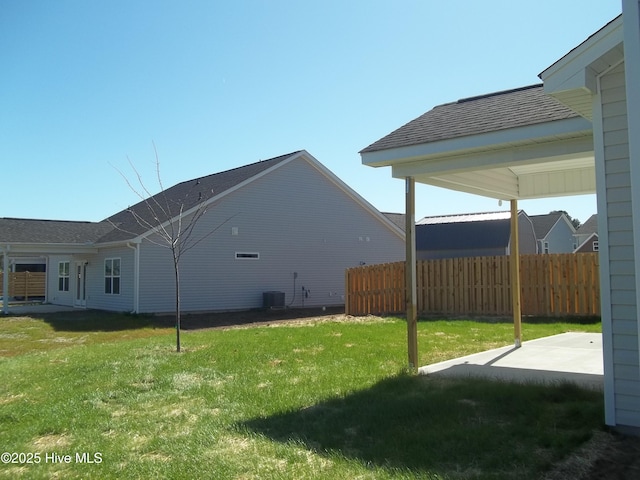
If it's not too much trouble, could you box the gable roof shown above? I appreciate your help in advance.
[2,151,403,248]
[415,211,515,251]
[361,84,580,154]
[99,151,301,243]
[529,212,568,239]
[539,15,623,120]
[0,217,113,245]
[416,219,511,252]
[576,214,598,235]
[382,212,406,232]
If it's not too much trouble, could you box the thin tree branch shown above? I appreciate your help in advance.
[110,146,235,352]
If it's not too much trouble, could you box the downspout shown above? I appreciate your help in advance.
[127,241,141,314]
[2,246,9,315]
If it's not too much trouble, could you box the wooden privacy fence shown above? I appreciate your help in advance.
[0,272,47,301]
[345,253,600,317]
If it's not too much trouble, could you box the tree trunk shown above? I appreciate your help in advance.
[174,256,181,353]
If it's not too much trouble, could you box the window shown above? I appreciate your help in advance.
[105,258,121,294]
[593,241,599,252]
[58,262,70,291]
[543,241,550,254]
[235,252,259,260]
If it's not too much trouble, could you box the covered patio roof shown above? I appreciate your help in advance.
[359,81,600,370]
[360,84,595,201]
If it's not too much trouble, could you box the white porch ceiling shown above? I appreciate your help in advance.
[384,130,595,201]
[416,155,595,200]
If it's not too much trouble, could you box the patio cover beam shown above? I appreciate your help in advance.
[511,200,522,347]
[405,177,418,371]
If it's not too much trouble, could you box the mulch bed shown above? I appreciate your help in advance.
[159,306,348,330]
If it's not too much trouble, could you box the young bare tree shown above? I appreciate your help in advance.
[111,144,234,352]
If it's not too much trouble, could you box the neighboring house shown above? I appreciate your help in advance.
[415,211,537,260]
[1,150,404,313]
[529,212,576,253]
[574,214,599,253]
[360,4,640,434]
[574,232,599,253]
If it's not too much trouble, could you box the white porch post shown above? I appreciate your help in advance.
[405,177,418,371]
[510,200,522,347]
[2,247,9,315]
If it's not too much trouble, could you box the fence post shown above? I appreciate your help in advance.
[344,269,350,315]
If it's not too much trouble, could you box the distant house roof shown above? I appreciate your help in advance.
[0,152,302,246]
[416,211,514,251]
[2,151,402,248]
[382,212,406,231]
[576,214,598,235]
[360,84,580,154]
[0,218,113,244]
[99,151,301,243]
[529,212,567,239]
[417,211,510,225]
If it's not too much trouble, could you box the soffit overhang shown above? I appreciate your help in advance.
[540,16,624,119]
[361,116,594,200]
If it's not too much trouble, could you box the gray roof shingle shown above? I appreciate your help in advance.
[99,151,301,243]
[416,218,511,251]
[576,214,598,235]
[0,218,114,244]
[382,212,406,232]
[529,212,564,239]
[361,84,579,153]
[1,152,302,246]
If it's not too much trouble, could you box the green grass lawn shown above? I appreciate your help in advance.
[0,311,603,479]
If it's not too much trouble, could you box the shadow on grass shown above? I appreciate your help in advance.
[32,306,346,332]
[240,374,604,477]
[32,310,173,332]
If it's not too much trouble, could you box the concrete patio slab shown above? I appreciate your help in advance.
[419,332,603,390]
[0,302,78,315]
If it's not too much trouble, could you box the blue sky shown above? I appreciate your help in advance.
[1,1,621,226]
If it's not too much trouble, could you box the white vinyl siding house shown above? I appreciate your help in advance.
[1,151,403,315]
[530,213,577,254]
[135,153,404,313]
[594,62,640,428]
[48,256,71,305]
[85,246,135,312]
[542,14,640,432]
